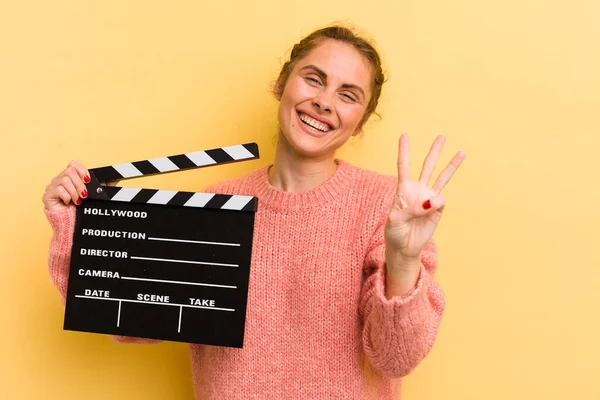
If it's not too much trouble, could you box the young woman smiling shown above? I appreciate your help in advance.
[43,25,465,399]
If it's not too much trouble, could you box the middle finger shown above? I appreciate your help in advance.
[419,135,446,185]
[64,166,88,199]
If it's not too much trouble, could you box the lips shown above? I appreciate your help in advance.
[296,111,335,132]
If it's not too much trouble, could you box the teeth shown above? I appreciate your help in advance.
[299,113,331,132]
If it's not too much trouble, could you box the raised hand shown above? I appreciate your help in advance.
[384,134,465,291]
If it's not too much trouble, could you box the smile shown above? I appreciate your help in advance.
[298,112,333,133]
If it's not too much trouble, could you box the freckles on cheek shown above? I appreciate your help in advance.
[347,107,366,128]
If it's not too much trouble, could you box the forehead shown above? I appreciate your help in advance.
[295,39,373,93]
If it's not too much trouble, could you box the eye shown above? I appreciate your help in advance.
[341,93,357,102]
[305,76,322,86]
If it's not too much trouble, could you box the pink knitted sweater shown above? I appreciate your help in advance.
[45,159,444,399]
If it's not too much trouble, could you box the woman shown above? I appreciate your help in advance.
[43,25,465,399]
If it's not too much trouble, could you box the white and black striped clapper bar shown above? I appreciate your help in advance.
[63,143,259,348]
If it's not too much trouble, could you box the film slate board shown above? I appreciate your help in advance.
[63,143,259,348]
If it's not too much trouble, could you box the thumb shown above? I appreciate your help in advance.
[409,193,446,218]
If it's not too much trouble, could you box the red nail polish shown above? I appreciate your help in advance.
[422,199,432,210]
[81,190,88,198]
[84,176,90,183]
[76,198,82,205]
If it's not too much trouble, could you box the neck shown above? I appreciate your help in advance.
[269,133,338,192]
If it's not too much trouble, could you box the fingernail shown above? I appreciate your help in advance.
[81,190,88,198]
[76,198,82,205]
[422,199,432,210]
[84,176,90,183]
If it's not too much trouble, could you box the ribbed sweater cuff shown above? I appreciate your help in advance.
[373,263,429,320]
[45,206,77,233]
[44,206,76,303]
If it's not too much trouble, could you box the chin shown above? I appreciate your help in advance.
[283,131,345,161]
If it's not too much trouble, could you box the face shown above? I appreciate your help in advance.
[276,39,373,160]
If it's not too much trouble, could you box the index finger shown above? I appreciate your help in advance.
[397,134,411,182]
[67,160,91,183]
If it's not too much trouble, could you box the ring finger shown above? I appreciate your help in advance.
[432,151,466,192]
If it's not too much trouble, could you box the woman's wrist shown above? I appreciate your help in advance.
[385,249,422,298]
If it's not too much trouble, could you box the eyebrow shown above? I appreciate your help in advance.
[299,65,366,99]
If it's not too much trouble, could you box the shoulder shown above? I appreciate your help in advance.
[337,160,397,244]
[338,159,397,204]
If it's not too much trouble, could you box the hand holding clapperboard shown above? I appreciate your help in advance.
[64,143,259,348]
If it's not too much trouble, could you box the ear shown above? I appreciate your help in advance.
[273,72,285,101]
[353,111,372,135]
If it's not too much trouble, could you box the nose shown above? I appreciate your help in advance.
[312,91,333,113]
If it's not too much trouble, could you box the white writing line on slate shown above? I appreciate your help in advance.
[178,306,183,333]
[130,256,238,268]
[75,295,235,312]
[147,237,240,247]
[117,301,122,327]
[120,276,237,289]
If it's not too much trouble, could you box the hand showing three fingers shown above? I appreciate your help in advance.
[385,135,465,269]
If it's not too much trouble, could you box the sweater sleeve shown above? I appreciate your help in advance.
[44,206,161,344]
[359,216,445,378]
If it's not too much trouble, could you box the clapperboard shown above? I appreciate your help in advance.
[64,143,259,348]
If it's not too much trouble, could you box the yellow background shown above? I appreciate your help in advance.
[1,0,598,399]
